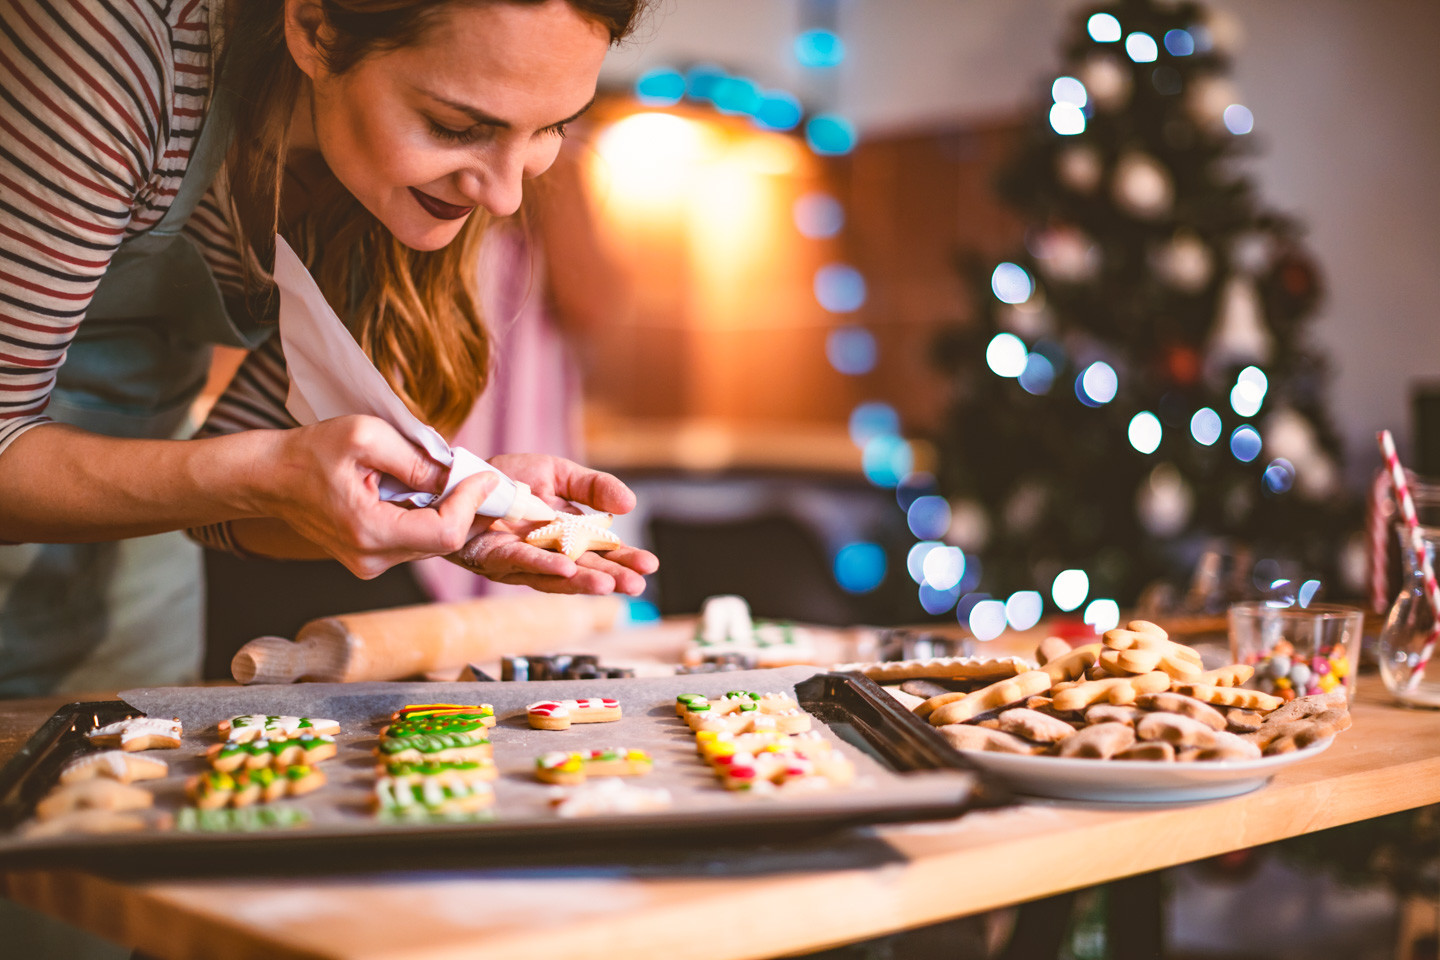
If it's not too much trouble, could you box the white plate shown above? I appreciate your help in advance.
[954,738,1333,803]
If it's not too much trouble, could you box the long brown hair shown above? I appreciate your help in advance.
[223,0,645,437]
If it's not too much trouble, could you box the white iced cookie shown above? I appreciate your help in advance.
[524,513,622,560]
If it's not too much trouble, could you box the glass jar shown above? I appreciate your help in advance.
[1378,526,1440,708]
[1229,601,1360,702]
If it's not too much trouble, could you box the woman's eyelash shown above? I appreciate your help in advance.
[543,123,569,139]
[428,120,569,143]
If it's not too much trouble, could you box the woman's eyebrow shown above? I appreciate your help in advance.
[419,89,598,129]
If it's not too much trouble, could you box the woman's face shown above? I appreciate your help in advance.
[287,0,610,250]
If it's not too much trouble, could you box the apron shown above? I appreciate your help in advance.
[0,47,272,698]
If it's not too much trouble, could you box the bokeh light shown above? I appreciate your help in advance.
[1088,13,1122,43]
[986,333,1029,378]
[1190,407,1222,445]
[1263,458,1296,494]
[1078,361,1118,405]
[895,471,938,510]
[711,76,762,116]
[922,546,966,591]
[794,29,846,68]
[1084,599,1121,634]
[862,434,914,486]
[634,68,685,106]
[1224,104,1255,135]
[793,192,845,238]
[625,597,662,623]
[919,582,962,615]
[806,114,857,155]
[991,262,1035,304]
[968,599,1008,641]
[754,91,803,131]
[1052,568,1090,612]
[848,401,899,446]
[1298,579,1322,607]
[685,64,727,102]
[1005,591,1044,631]
[1049,102,1087,136]
[1128,411,1163,454]
[1163,29,1196,56]
[815,264,867,312]
[1052,76,1088,108]
[834,542,887,593]
[1231,425,1263,462]
[1126,32,1159,63]
[907,495,952,540]
[1018,353,1056,395]
[826,326,877,375]
[907,540,943,583]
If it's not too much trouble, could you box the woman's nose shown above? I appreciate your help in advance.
[456,148,525,218]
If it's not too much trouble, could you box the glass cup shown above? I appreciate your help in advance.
[1228,602,1362,703]
[1377,524,1440,708]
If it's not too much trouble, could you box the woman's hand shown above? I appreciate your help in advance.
[447,453,659,595]
[251,415,502,579]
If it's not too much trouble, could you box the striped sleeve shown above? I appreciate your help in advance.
[0,0,206,457]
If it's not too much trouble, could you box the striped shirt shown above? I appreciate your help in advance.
[0,0,294,460]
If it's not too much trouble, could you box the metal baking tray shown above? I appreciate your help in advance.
[0,668,980,870]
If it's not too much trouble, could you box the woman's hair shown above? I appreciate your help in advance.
[224,0,644,437]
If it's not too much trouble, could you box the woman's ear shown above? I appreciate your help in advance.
[283,0,329,80]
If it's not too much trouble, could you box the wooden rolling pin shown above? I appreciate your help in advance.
[231,594,625,684]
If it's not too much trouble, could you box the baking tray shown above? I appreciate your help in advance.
[0,668,979,870]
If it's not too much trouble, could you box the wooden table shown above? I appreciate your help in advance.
[1,682,1437,960]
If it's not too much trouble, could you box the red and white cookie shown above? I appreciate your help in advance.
[527,698,622,730]
[86,716,182,751]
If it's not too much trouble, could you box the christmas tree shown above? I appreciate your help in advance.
[930,0,1357,621]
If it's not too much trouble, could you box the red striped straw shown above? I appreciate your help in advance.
[1378,429,1440,687]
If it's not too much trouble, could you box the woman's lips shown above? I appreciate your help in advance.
[409,187,474,221]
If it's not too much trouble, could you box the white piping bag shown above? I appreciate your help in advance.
[272,236,555,523]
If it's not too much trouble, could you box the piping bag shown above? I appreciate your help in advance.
[272,236,556,523]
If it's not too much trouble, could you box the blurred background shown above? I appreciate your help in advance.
[203,0,1440,647]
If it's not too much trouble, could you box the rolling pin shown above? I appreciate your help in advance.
[231,593,625,684]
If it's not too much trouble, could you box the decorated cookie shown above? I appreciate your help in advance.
[382,711,492,741]
[533,748,653,785]
[86,716,182,751]
[35,779,154,821]
[548,778,673,818]
[208,733,337,772]
[220,715,340,743]
[379,758,498,783]
[714,748,854,792]
[524,512,622,560]
[527,697,622,730]
[187,765,326,810]
[59,750,168,785]
[376,730,492,764]
[390,703,496,728]
[695,730,831,765]
[374,774,494,817]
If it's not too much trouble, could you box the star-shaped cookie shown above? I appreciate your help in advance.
[525,512,623,560]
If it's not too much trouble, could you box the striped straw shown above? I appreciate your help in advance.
[1377,430,1440,687]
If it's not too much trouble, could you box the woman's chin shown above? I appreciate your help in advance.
[385,216,467,252]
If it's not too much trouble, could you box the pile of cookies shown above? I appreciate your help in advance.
[675,690,853,790]
[188,714,339,808]
[883,622,1352,761]
[373,703,497,818]
[21,716,182,837]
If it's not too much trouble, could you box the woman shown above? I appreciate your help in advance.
[0,0,658,697]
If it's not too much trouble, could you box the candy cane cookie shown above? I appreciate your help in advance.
[86,716,182,751]
[533,748,653,785]
[59,750,168,785]
[207,733,337,772]
[220,715,340,743]
[527,697,622,730]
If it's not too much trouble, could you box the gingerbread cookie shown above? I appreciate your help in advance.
[86,716,182,751]
[1262,691,1347,726]
[1100,624,1203,680]
[59,750,167,785]
[208,733,337,772]
[524,512,622,559]
[1050,671,1170,712]
[1171,682,1284,713]
[937,723,1040,755]
[1039,644,1103,683]
[35,779,153,820]
[1084,704,1146,727]
[1115,742,1176,762]
[220,715,340,743]
[924,670,1054,725]
[834,655,1030,683]
[1133,692,1228,731]
[1196,664,1254,687]
[996,708,1077,744]
[528,697,622,730]
[1246,708,1352,754]
[1054,722,1136,759]
[1224,709,1264,733]
[534,748,653,785]
[1035,636,1072,667]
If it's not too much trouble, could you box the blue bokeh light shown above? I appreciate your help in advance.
[826,326,877,375]
[711,76,762,116]
[1231,425,1263,462]
[848,401,899,447]
[1019,353,1056,395]
[1163,29,1195,56]
[754,91,803,131]
[794,29,846,68]
[895,471,938,511]
[815,264,868,312]
[919,581,962,615]
[1298,579,1322,608]
[1077,361,1118,405]
[907,495,952,540]
[635,68,685,106]
[1224,104,1255,135]
[625,597,661,623]
[834,541,887,594]
[806,114,857,155]
[1263,458,1296,494]
[907,540,943,583]
[793,193,845,238]
[686,64,727,102]
[862,435,913,487]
